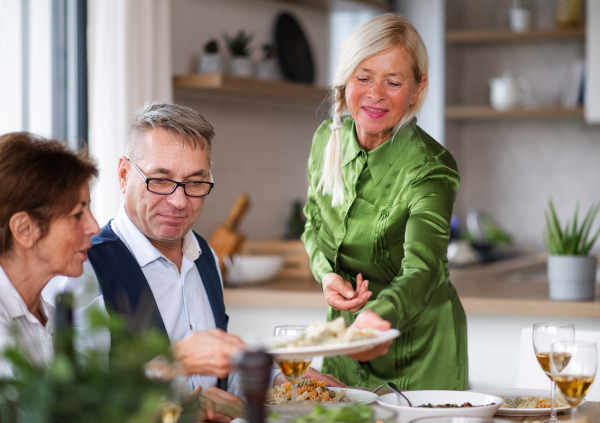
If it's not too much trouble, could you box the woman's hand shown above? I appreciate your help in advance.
[322,273,372,312]
[347,310,393,362]
[173,329,246,378]
[272,367,348,388]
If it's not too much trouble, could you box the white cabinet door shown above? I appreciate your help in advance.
[586,0,600,124]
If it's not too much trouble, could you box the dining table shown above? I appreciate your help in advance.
[361,387,600,422]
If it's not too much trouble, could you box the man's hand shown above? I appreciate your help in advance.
[200,387,245,422]
[322,273,372,312]
[173,329,246,378]
[347,310,393,362]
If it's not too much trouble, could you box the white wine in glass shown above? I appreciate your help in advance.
[532,322,575,423]
[550,341,597,420]
[273,325,312,402]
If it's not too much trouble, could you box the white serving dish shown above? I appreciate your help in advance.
[377,390,503,423]
[224,254,284,285]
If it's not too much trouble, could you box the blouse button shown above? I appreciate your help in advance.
[352,176,356,183]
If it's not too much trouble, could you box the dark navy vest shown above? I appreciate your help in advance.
[87,222,229,389]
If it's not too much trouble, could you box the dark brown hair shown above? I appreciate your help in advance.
[0,132,99,255]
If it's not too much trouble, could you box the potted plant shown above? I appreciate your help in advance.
[198,38,223,74]
[223,30,254,77]
[543,198,600,301]
[256,43,279,80]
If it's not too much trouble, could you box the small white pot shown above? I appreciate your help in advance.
[198,53,224,74]
[547,255,597,301]
[229,57,254,78]
[255,59,280,80]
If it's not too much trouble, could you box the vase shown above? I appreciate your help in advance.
[198,53,223,74]
[229,57,254,78]
[547,255,597,301]
[255,59,280,80]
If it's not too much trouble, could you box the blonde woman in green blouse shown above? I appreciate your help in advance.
[302,13,468,390]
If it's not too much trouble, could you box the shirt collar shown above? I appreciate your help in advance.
[0,265,55,333]
[341,117,417,186]
[113,204,201,267]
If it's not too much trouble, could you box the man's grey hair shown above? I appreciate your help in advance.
[126,102,215,161]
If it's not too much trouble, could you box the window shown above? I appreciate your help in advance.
[0,0,87,148]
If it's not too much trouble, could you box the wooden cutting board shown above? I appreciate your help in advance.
[209,193,250,276]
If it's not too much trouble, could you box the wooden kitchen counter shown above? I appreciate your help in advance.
[224,245,600,318]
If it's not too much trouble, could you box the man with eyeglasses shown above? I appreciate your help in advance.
[43,102,246,420]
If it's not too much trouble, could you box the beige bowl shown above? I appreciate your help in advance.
[224,254,284,285]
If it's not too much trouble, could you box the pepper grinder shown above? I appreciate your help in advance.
[236,350,272,423]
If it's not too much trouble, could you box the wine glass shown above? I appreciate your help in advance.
[273,325,312,402]
[532,322,575,423]
[550,341,597,420]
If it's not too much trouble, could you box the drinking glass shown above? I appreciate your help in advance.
[273,325,312,402]
[550,341,597,420]
[532,322,575,423]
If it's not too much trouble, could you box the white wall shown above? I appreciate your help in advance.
[394,0,446,144]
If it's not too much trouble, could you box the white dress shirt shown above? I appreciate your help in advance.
[43,204,240,395]
[0,265,55,378]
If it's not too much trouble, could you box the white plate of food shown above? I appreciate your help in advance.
[266,386,377,406]
[264,328,400,359]
[468,388,575,416]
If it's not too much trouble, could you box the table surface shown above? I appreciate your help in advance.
[360,387,600,422]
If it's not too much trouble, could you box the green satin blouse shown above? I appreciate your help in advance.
[302,117,468,390]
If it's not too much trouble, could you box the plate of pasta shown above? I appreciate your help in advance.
[266,379,378,406]
[265,318,400,359]
[469,388,575,416]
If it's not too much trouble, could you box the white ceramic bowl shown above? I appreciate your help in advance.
[224,254,284,285]
[376,390,503,423]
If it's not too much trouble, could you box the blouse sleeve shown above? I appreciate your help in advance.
[363,154,460,329]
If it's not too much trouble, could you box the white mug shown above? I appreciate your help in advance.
[489,73,532,110]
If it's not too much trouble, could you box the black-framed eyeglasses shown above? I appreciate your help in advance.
[126,157,214,197]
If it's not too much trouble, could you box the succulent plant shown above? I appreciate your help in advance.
[544,198,600,255]
[261,43,276,60]
[223,30,253,57]
[204,39,219,54]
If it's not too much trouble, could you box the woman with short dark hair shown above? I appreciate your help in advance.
[0,132,99,376]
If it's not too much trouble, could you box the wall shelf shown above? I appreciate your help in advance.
[265,0,390,11]
[173,73,328,102]
[446,27,585,44]
[446,105,585,121]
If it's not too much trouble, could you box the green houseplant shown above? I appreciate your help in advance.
[543,198,600,301]
[0,307,201,423]
[223,30,254,77]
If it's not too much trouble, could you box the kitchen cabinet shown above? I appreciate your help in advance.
[445,26,586,121]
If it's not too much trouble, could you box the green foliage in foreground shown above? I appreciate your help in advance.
[0,308,179,423]
[269,404,374,423]
[544,198,600,256]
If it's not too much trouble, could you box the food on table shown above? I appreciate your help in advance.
[500,395,569,409]
[417,402,495,408]
[268,403,373,423]
[266,379,350,405]
[271,317,376,349]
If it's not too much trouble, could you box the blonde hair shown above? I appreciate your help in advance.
[318,13,429,206]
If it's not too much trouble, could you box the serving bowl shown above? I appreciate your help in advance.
[224,254,284,285]
[376,390,503,423]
